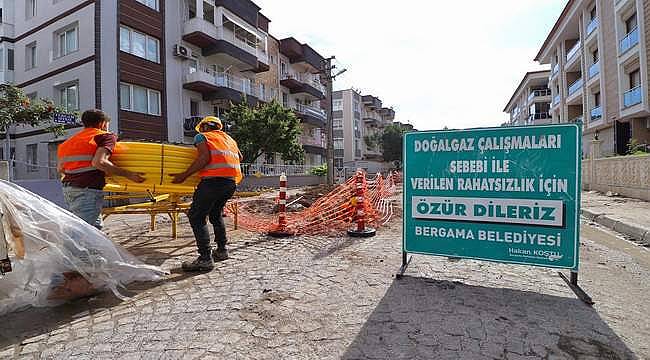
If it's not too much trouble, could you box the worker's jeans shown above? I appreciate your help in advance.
[188,177,237,260]
[62,186,104,229]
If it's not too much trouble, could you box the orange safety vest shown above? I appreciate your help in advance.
[57,127,109,175]
[199,130,243,183]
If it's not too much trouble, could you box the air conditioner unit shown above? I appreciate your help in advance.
[173,45,191,59]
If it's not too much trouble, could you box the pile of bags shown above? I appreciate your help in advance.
[0,180,165,315]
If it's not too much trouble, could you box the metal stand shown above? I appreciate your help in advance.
[558,271,594,305]
[347,227,376,238]
[396,251,412,279]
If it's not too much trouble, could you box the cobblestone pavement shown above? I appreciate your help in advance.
[0,200,649,359]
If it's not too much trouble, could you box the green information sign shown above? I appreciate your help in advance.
[403,123,581,270]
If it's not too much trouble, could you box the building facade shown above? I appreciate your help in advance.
[332,89,396,172]
[0,0,328,180]
[503,71,553,126]
[535,0,650,156]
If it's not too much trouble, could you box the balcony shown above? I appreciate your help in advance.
[568,78,583,96]
[301,134,326,155]
[528,112,551,124]
[362,95,382,109]
[590,106,602,120]
[588,61,600,79]
[586,18,599,36]
[552,94,561,107]
[279,38,324,73]
[623,86,642,107]
[280,72,325,99]
[183,64,268,105]
[566,41,581,63]
[620,27,639,54]
[570,116,583,123]
[379,107,395,121]
[527,89,551,103]
[182,18,268,73]
[294,103,326,127]
[364,116,380,126]
[551,63,560,78]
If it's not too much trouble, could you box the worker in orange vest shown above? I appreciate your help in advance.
[57,109,145,229]
[171,116,242,272]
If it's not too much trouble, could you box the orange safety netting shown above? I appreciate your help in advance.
[228,171,398,236]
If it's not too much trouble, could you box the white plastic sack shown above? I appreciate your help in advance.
[0,180,165,315]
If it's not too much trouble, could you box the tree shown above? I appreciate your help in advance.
[226,99,304,164]
[381,124,407,163]
[0,84,67,136]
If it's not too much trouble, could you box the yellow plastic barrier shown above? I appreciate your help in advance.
[104,142,199,194]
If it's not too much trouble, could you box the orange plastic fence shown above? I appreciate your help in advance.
[228,171,397,236]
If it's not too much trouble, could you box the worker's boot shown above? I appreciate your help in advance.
[181,257,214,272]
[212,248,229,262]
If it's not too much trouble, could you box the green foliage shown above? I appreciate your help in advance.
[627,138,648,155]
[310,164,327,176]
[0,84,70,137]
[364,132,382,149]
[226,99,304,164]
[381,124,407,163]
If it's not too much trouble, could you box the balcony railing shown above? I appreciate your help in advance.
[186,64,273,100]
[566,42,581,62]
[300,134,326,148]
[552,94,560,106]
[527,89,552,102]
[590,106,602,120]
[623,85,642,107]
[586,18,599,36]
[295,103,326,120]
[571,116,583,123]
[588,61,600,79]
[568,78,583,96]
[620,27,639,54]
[552,63,560,77]
[528,112,550,121]
[183,18,267,60]
[280,72,326,94]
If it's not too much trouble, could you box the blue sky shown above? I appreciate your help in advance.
[255,0,567,130]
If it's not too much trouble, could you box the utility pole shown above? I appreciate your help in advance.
[321,57,346,185]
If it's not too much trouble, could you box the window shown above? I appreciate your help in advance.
[136,0,158,11]
[7,49,13,70]
[629,69,641,89]
[26,144,37,172]
[334,139,344,149]
[55,26,78,58]
[120,83,161,116]
[333,119,343,129]
[58,83,79,111]
[333,99,343,111]
[281,62,287,75]
[590,6,596,20]
[26,92,37,101]
[0,49,2,70]
[25,43,37,70]
[270,55,275,65]
[119,26,160,63]
[334,158,343,169]
[594,92,601,107]
[282,92,288,107]
[625,13,637,34]
[190,100,199,116]
[203,2,215,24]
[26,0,36,19]
[592,49,599,62]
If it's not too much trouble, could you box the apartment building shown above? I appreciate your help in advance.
[503,70,553,126]
[0,0,328,180]
[332,89,396,172]
[535,0,650,156]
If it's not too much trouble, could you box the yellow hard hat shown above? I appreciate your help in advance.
[195,116,222,133]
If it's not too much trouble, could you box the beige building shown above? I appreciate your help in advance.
[504,71,553,126]
[0,0,329,180]
[332,89,395,172]
[535,0,650,156]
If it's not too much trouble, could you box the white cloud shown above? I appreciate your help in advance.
[255,0,564,130]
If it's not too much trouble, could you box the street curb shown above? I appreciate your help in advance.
[582,208,650,245]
